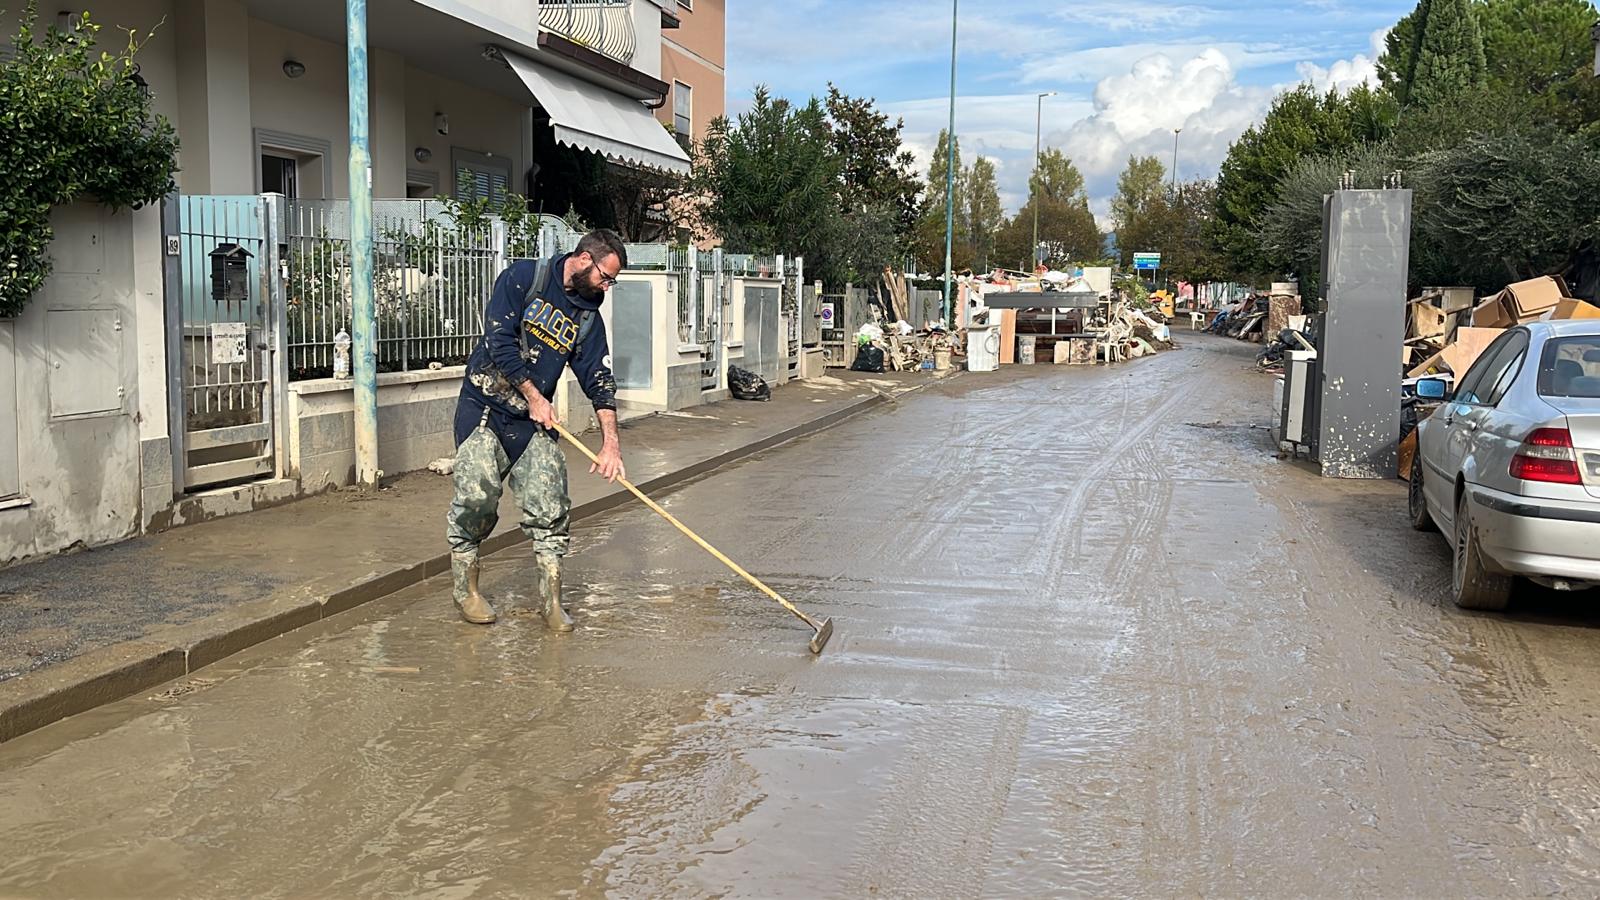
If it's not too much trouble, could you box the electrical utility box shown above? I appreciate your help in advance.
[1313,188,1413,479]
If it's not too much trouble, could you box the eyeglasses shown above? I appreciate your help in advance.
[585,252,620,287]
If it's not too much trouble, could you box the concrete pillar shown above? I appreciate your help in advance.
[372,49,408,197]
[174,0,253,194]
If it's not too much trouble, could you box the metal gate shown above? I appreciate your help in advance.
[743,283,782,385]
[162,194,283,492]
[699,249,725,391]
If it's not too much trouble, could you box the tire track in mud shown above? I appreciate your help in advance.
[1259,471,1600,893]
[965,360,1189,894]
[1440,615,1600,888]
[1031,373,1199,594]
[875,373,1103,572]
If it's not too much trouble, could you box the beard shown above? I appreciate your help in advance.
[573,264,607,301]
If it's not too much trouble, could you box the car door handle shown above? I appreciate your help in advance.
[1466,419,1480,431]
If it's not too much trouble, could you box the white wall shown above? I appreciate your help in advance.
[177,0,254,194]
[0,205,144,566]
[629,0,662,79]
[405,66,529,202]
[248,17,349,196]
[0,4,179,455]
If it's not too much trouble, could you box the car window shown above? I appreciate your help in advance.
[1538,336,1600,398]
[1454,331,1521,404]
[1484,333,1531,406]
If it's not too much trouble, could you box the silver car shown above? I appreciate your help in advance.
[1410,320,1600,610]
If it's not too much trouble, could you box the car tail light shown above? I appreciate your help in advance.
[1511,427,1582,484]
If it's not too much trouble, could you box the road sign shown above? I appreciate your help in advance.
[1133,252,1161,271]
[819,302,836,328]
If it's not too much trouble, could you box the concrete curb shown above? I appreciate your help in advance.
[0,385,912,744]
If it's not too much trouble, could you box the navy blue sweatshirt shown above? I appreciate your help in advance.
[455,255,618,461]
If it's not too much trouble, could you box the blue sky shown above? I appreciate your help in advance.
[726,0,1411,226]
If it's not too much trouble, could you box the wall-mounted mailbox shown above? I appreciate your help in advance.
[209,243,253,304]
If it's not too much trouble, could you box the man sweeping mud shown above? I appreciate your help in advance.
[445,230,627,627]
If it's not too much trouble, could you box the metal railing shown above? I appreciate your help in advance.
[539,0,636,64]
[284,200,501,380]
[273,199,805,384]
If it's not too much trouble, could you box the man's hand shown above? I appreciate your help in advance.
[591,409,624,483]
[519,383,558,429]
[590,442,625,484]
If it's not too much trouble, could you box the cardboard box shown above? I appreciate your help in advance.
[1472,295,1515,328]
[1548,298,1600,320]
[1489,275,1571,322]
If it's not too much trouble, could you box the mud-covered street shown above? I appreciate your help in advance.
[5,334,1600,897]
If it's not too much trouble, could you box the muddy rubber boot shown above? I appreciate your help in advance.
[451,552,496,624]
[536,554,574,632]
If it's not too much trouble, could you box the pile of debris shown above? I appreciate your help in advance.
[1108,303,1175,358]
[1208,286,1302,343]
[1209,294,1268,339]
[849,321,958,373]
[1407,276,1600,381]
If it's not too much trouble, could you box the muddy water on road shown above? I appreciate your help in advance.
[5,336,1600,897]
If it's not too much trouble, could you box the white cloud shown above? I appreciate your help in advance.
[885,93,1096,212]
[1295,28,1387,94]
[1055,49,1275,225]
[1014,41,1312,86]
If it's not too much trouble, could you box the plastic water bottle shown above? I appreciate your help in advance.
[333,329,352,380]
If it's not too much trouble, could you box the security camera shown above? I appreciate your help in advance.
[435,113,449,136]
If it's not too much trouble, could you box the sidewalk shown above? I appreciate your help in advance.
[0,370,948,742]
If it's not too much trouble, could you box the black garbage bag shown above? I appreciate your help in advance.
[728,365,771,401]
[851,344,886,373]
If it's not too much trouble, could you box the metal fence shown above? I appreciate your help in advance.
[284,200,503,380]
[270,198,804,382]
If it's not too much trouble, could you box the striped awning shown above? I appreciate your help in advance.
[504,51,691,176]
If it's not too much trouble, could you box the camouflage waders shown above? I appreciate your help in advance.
[447,411,572,558]
[446,410,573,627]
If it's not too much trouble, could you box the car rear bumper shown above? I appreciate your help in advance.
[1469,486,1600,582]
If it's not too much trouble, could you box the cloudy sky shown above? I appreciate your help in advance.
[724,0,1404,227]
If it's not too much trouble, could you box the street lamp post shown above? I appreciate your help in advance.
[347,0,378,488]
[941,0,958,327]
[1171,127,1182,189]
[1032,90,1055,273]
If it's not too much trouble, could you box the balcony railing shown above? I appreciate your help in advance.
[539,0,637,65]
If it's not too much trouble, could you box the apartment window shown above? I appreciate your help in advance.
[261,154,299,199]
[406,168,439,199]
[253,130,332,199]
[677,0,691,8]
[673,81,692,147]
[453,149,511,205]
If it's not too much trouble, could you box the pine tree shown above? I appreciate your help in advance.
[1405,0,1487,108]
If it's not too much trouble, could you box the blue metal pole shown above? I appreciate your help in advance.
[347,0,378,487]
[941,0,958,327]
